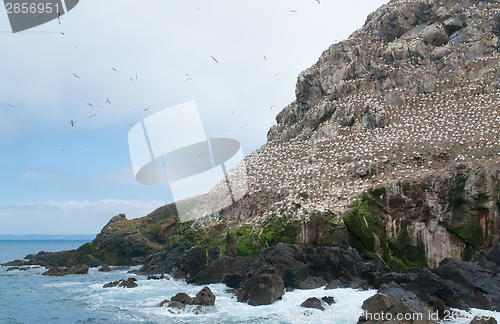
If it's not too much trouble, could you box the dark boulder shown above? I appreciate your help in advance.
[470,316,498,324]
[171,292,193,305]
[325,276,370,290]
[6,266,31,271]
[98,264,119,272]
[300,297,325,311]
[159,286,215,314]
[147,274,166,280]
[103,280,121,288]
[357,282,435,324]
[103,277,138,288]
[260,243,371,290]
[41,264,89,276]
[321,296,335,305]
[191,286,216,306]
[237,265,285,306]
[194,256,261,286]
[431,258,500,311]
[401,268,469,311]
[118,277,138,288]
[1,259,38,266]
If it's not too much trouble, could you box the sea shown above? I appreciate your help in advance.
[0,240,498,324]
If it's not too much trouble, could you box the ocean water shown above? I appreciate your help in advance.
[0,241,498,324]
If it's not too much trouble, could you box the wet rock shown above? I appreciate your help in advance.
[191,286,215,306]
[321,296,335,305]
[98,264,119,272]
[103,280,121,288]
[300,297,325,311]
[237,265,285,306]
[103,277,137,288]
[118,277,138,288]
[41,264,89,276]
[260,243,371,290]
[358,282,435,324]
[1,259,38,267]
[470,316,498,324]
[147,274,166,280]
[171,292,193,305]
[194,256,261,286]
[401,268,469,311]
[431,258,500,311]
[159,287,214,314]
[6,266,31,271]
[159,299,206,315]
[325,276,370,290]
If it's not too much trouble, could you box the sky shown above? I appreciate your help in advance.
[0,0,388,235]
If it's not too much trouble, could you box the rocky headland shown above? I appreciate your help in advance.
[3,0,500,321]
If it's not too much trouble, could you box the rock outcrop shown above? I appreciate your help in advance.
[159,286,215,314]
[41,264,89,276]
[103,277,138,288]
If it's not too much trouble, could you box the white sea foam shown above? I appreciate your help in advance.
[2,249,499,324]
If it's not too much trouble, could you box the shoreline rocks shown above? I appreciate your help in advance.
[159,286,215,314]
[103,277,138,288]
[41,264,89,276]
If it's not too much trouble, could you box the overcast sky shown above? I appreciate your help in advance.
[0,0,388,235]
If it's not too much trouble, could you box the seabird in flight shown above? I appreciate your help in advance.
[69,120,75,126]
[211,56,218,63]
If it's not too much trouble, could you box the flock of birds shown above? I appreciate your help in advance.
[187,0,500,226]
[201,82,498,224]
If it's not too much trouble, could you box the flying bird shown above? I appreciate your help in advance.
[73,73,80,78]
[112,67,117,71]
[274,72,280,76]
[88,103,92,106]
[289,8,296,12]
[7,104,14,108]
[60,32,64,35]
[211,56,218,63]
[69,120,75,126]
[106,98,111,104]
[144,108,149,111]
[264,56,266,60]
[89,114,96,118]
[198,153,203,157]
[271,105,275,109]
[185,77,192,82]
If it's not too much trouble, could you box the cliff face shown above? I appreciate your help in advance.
[16,0,500,270]
[195,0,500,269]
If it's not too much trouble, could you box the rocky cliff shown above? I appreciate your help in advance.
[8,0,500,273]
[191,0,500,269]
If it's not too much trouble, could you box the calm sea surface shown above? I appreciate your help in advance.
[0,240,496,324]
